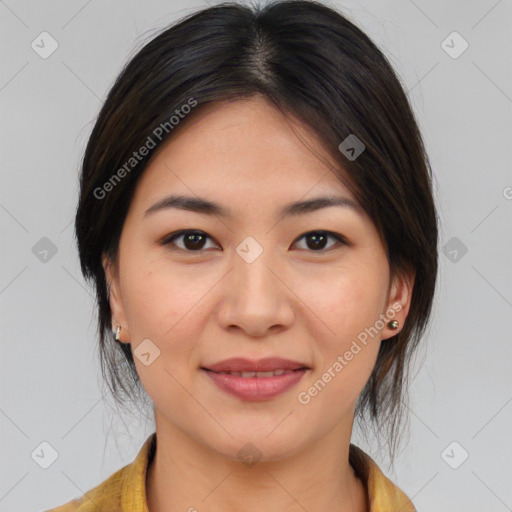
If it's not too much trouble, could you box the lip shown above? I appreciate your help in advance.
[202,357,309,373]
[202,368,308,401]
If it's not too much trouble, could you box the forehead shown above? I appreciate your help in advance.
[130,96,359,215]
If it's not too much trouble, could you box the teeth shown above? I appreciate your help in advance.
[256,371,274,377]
[217,369,296,377]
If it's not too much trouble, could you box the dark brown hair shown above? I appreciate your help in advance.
[74,0,439,462]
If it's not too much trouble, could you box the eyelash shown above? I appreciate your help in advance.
[161,230,349,254]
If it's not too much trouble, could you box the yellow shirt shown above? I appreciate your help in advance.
[45,433,416,512]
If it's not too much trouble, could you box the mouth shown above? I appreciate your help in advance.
[201,356,311,374]
[201,368,307,377]
[200,357,310,401]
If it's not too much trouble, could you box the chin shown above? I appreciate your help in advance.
[201,422,309,464]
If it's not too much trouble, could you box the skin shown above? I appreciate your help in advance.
[103,95,414,512]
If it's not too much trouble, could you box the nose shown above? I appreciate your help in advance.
[216,248,295,338]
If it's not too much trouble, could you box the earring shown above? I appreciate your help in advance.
[115,325,121,341]
[387,320,399,330]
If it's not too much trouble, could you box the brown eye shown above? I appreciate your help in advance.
[294,231,347,252]
[162,230,218,252]
[161,229,348,254]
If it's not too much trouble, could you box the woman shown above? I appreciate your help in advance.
[47,0,438,510]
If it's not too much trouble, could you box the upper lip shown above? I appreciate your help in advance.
[202,357,309,373]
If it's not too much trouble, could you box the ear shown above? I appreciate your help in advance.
[102,254,131,344]
[381,267,415,340]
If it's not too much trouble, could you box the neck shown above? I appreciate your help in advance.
[146,414,368,512]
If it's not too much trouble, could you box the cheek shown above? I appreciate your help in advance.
[120,242,195,334]
[121,262,211,403]
[297,261,386,340]
[294,263,385,394]
[120,251,217,375]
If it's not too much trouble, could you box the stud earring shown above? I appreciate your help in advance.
[115,325,121,341]
[387,320,399,330]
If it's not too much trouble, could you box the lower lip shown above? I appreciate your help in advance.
[202,369,307,401]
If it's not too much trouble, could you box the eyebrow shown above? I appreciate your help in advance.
[143,193,362,219]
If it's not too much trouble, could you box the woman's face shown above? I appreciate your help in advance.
[104,95,413,460]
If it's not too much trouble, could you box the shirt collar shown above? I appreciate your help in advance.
[349,443,417,511]
[122,433,415,512]
[121,432,156,512]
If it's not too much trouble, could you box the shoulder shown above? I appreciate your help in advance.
[44,433,156,512]
[44,463,128,512]
[349,444,417,512]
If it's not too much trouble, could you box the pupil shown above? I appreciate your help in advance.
[308,233,326,250]
[185,233,205,250]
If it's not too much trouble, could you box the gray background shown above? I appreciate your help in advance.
[1,0,511,511]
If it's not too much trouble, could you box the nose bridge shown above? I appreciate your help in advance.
[232,237,279,306]
[217,234,294,335]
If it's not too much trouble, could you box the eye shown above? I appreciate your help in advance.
[294,230,348,252]
[161,230,219,252]
[162,229,349,253]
